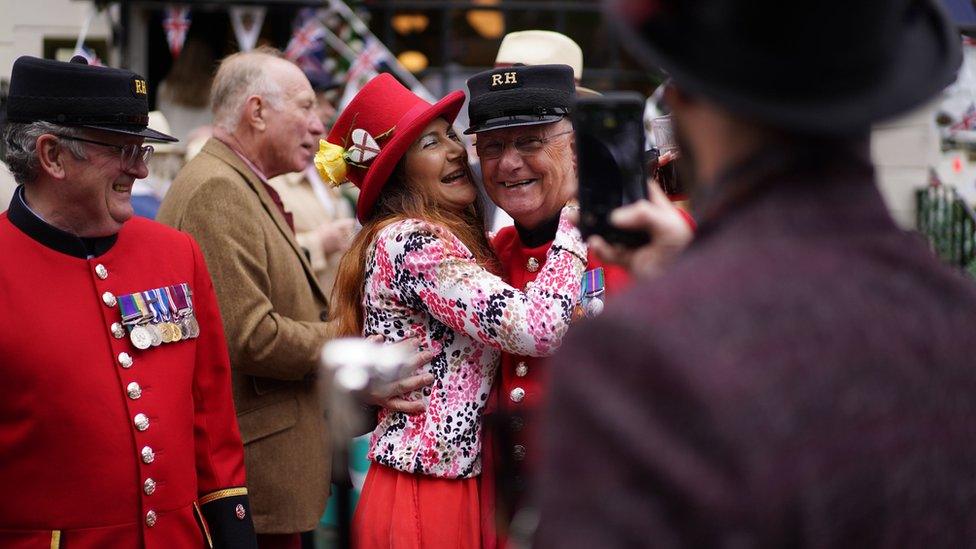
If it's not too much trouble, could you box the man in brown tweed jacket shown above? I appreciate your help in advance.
[157,48,331,549]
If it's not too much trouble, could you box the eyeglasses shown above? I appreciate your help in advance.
[56,134,154,172]
[475,129,573,160]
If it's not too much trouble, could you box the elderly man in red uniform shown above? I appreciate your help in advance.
[464,64,639,545]
[0,56,256,548]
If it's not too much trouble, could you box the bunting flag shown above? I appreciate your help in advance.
[162,5,192,58]
[951,103,976,132]
[229,5,266,52]
[285,8,327,62]
[72,45,102,66]
[339,37,388,109]
[290,8,332,76]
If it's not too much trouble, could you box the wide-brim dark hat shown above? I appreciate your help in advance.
[6,55,177,142]
[607,0,962,134]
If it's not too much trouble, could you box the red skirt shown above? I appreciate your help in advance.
[353,463,482,549]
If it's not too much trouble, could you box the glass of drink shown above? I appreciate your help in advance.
[650,115,683,196]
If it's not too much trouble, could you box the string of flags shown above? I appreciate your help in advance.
[145,1,433,109]
[285,8,327,63]
[339,37,389,108]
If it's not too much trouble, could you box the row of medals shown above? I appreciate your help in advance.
[130,315,200,350]
[572,268,606,321]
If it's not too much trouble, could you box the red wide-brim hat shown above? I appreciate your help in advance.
[325,73,465,222]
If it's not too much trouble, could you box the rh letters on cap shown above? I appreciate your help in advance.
[132,79,148,96]
[490,71,520,90]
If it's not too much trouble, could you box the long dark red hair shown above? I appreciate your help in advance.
[330,161,499,337]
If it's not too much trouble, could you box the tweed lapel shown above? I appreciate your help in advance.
[204,139,329,303]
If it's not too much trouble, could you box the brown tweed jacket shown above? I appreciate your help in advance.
[157,138,332,534]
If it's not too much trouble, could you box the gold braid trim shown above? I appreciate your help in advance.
[50,531,61,549]
[193,501,214,548]
[199,487,248,505]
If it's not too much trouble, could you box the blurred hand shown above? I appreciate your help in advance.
[588,152,693,278]
[362,336,436,415]
[317,218,357,255]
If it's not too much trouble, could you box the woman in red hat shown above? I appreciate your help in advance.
[319,74,587,547]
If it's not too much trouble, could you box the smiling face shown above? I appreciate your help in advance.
[477,119,576,229]
[401,118,477,212]
[59,130,149,237]
[262,60,326,177]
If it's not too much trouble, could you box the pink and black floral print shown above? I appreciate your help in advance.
[364,211,586,478]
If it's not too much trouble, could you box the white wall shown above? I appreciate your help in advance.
[870,101,941,229]
[0,0,111,81]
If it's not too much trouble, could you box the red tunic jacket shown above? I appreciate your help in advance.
[482,225,631,543]
[0,196,255,548]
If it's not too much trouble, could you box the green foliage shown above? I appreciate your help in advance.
[916,185,976,278]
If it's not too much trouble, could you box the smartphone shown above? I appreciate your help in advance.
[573,93,650,247]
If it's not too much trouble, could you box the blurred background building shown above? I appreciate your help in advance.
[3,0,976,257]
[3,2,976,546]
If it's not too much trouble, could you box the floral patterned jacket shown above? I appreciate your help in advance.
[364,212,586,478]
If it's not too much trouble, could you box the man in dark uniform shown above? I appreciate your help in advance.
[0,55,257,548]
[538,0,976,546]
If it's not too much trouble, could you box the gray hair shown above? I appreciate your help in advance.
[3,121,88,185]
[210,47,286,133]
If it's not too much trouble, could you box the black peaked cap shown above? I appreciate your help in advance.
[6,55,177,142]
[465,64,575,134]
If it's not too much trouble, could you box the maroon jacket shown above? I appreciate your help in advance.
[538,158,976,547]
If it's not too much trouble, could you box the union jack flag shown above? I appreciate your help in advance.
[285,9,326,61]
[345,37,387,85]
[163,6,192,58]
[72,45,102,66]
[951,103,976,132]
[338,37,389,109]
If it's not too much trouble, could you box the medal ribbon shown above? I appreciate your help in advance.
[133,292,152,325]
[118,294,143,325]
[581,267,606,298]
[154,288,172,322]
[181,283,194,309]
[142,290,162,324]
[168,285,189,315]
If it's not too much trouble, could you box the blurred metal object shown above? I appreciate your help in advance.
[320,336,419,549]
[319,337,418,441]
[322,337,416,391]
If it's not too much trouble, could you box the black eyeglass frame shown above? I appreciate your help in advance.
[474,129,574,160]
[55,134,154,172]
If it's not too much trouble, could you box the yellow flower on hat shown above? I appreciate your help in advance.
[314,139,348,187]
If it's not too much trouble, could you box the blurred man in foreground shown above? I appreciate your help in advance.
[540,0,976,546]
